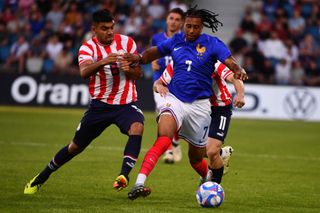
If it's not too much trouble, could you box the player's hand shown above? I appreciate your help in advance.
[235,68,248,81]
[153,79,168,97]
[123,53,141,63]
[152,60,160,71]
[102,53,118,65]
[233,95,245,108]
[119,59,130,73]
[155,84,169,97]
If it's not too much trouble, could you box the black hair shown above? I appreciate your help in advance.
[168,7,185,19]
[92,9,114,23]
[185,5,223,33]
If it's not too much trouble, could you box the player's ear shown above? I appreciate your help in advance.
[91,23,97,33]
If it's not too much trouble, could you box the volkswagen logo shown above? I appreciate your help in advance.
[283,89,317,120]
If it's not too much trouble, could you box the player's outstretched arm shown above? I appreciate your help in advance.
[226,74,245,108]
[224,56,248,81]
[123,47,162,65]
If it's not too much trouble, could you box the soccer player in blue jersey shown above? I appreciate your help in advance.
[124,6,248,200]
[151,8,185,164]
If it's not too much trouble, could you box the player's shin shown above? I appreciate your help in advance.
[120,135,142,178]
[191,159,209,179]
[139,136,172,178]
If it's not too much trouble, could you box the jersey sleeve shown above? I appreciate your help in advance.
[212,37,232,63]
[157,36,174,57]
[78,42,94,65]
[160,62,174,85]
[214,60,233,79]
[126,36,138,54]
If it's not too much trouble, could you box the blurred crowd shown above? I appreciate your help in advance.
[0,0,188,77]
[0,0,319,87]
[230,0,320,86]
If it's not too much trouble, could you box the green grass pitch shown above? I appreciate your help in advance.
[0,106,320,213]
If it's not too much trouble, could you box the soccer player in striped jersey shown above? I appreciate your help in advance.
[124,6,248,200]
[151,8,185,164]
[24,9,144,194]
[159,61,245,184]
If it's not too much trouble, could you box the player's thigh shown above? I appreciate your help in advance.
[115,103,144,135]
[73,107,111,148]
[158,92,184,130]
[179,99,211,147]
[153,91,166,113]
[208,105,232,143]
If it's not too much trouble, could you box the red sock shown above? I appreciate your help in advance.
[191,159,208,178]
[139,136,172,176]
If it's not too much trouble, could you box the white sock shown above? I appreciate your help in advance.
[135,173,147,186]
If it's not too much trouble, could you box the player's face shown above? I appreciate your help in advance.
[184,17,203,41]
[92,21,115,45]
[166,12,183,33]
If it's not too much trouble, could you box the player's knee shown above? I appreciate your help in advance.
[207,148,220,161]
[206,138,222,159]
[128,122,144,135]
[68,142,85,155]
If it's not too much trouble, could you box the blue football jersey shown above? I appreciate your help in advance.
[157,33,231,103]
[151,32,173,82]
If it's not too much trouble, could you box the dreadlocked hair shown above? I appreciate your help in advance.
[185,5,223,33]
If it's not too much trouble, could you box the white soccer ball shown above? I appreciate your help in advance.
[196,181,225,208]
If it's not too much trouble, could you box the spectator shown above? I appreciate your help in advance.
[240,10,256,33]
[5,35,29,73]
[29,6,45,36]
[275,57,292,85]
[18,0,34,17]
[45,34,63,61]
[26,37,45,74]
[304,61,320,86]
[53,46,74,75]
[299,33,320,68]
[261,58,275,84]
[258,31,287,67]
[290,61,305,85]
[46,2,64,32]
[288,9,306,43]
[64,2,81,26]
[169,0,188,12]
[147,0,165,20]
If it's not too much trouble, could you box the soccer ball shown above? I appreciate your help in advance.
[196,181,225,208]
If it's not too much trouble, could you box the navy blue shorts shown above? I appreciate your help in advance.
[208,104,232,142]
[73,99,144,147]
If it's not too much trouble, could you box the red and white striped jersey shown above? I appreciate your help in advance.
[160,61,233,106]
[78,34,138,105]
[211,61,233,106]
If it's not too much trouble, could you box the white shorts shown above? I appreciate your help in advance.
[159,92,211,147]
[153,91,166,113]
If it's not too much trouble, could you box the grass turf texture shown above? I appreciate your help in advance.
[0,106,320,213]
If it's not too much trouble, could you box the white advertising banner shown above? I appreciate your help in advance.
[229,84,320,122]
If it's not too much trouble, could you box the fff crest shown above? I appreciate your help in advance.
[196,44,206,57]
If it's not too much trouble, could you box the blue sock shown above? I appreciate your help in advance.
[33,145,75,186]
[210,167,224,184]
[120,135,142,179]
